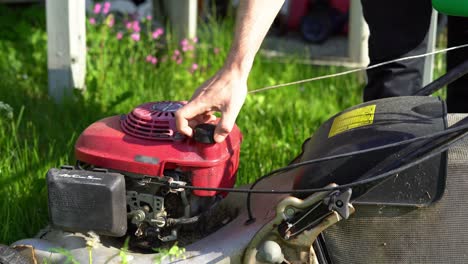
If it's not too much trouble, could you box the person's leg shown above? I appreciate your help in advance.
[446,16,468,113]
[361,0,433,101]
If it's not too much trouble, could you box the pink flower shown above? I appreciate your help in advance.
[116,31,123,40]
[107,16,115,27]
[214,47,220,55]
[103,2,111,14]
[89,17,96,25]
[151,31,160,39]
[180,38,194,52]
[193,37,198,43]
[131,33,140,41]
[176,58,183,64]
[93,3,101,14]
[145,55,158,65]
[146,15,152,20]
[172,50,182,61]
[152,28,164,39]
[132,21,141,33]
[126,22,132,30]
[189,63,199,74]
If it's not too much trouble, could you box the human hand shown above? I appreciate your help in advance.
[175,67,247,143]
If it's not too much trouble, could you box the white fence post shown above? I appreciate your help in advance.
[166,0,197,40]
[348,0,369,67]
[46,0,86,102]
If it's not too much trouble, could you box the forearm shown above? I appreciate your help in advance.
[224,0,285,78]
[176,0,285,141]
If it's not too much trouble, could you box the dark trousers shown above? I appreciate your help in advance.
[361,0,468,113]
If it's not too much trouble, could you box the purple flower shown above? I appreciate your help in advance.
[89,17,96,25]
[103,2,111,14]
[146,15,152,20]
[93,3,102,14]
[116,31,123,40]
[131,33,140,41]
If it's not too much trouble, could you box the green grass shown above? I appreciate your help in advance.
[0,4,447,245]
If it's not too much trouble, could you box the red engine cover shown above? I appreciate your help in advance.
[75,101,242,196]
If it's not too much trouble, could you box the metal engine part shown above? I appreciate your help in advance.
[122,170,222,246]
[57,101,243,246]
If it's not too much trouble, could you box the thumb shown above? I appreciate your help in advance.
[214,111,237,143]
[175,101,208,137]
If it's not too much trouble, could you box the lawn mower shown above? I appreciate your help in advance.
[3,57,468,263]
[3,1,467,263]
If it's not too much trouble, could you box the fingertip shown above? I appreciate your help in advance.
[174,108,186,127]
[214,124,232,143]
[214,134,227,143]
[175,111,192,137]
[180,126,194,138]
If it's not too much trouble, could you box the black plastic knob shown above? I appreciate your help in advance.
[193,123,216,144]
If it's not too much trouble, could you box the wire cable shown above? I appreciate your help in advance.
[248,43,468,94]
[149,118,468,222]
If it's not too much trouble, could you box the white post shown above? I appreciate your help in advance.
[166,0,198,40]
[423,9,438,86]
[348,0,369,67]
[46,0,86,102]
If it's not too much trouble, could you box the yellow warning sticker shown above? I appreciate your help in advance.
[328,105,376,138]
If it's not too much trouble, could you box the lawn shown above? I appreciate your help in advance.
[0,3,445,245]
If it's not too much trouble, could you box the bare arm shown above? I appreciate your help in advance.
[176,0,285,142]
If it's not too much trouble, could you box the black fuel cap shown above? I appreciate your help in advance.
[193,123,216,144]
